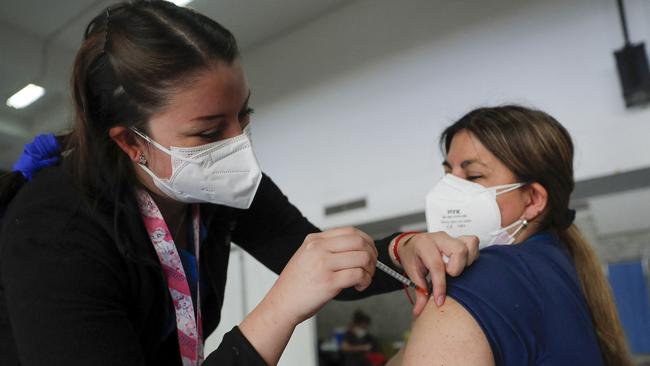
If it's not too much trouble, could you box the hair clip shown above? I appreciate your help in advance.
[103,7,111,53]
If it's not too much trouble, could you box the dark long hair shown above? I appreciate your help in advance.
[440,105,632,366]
[1,0,240,259]
[70,0,239,201]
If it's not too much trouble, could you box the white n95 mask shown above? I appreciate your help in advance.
[425,174,527,249]
[131,126,262,209]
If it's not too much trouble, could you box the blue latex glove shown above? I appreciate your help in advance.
[12,133,61,181]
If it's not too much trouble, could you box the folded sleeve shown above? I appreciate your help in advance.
[445,246,545,365]
[204,326,268,366]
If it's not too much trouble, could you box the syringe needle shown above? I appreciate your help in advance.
[376,260,429,296]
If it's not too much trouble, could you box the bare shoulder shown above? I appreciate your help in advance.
[401,296,495,366]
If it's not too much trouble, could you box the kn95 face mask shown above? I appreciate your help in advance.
[131,126,262,209]
[425,174,527,248]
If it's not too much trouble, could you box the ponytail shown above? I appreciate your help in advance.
[559,225,633,366]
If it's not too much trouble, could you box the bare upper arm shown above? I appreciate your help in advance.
[401,296,495,366]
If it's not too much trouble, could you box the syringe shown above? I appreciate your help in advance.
[376,260,430,296]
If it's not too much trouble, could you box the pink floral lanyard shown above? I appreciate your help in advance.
[136,189,204,366]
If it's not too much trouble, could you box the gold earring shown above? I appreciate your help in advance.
[139,153,147,165]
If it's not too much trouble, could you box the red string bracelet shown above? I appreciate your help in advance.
[392,231,421,264]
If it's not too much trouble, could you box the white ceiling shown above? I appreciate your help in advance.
[0,0,351,50]
[0,0,350,169]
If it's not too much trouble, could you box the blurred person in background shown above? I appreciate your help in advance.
[342,310,379,354]
[340,310,384,366]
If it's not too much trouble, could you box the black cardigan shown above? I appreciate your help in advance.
[0,165,401,365]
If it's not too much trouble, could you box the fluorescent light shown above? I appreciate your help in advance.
[6,84,45,109]
[169,0,193,6]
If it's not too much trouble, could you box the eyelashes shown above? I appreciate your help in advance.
[197,107,255,140]
[441,169,483,181]
[197,128,223,139]
[240,107,254,119]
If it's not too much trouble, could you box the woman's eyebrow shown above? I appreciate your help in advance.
[460,159,487,169]
[192,113,226,122]
[190,90,252,122]
[442,159,487,169]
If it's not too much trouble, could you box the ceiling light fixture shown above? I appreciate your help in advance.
[6,84,45,109]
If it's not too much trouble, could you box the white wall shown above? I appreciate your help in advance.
[205,247,317,366]
[205,249,245,354]
[242,0,650,230]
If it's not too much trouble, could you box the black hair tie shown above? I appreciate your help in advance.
[558,209,576,230]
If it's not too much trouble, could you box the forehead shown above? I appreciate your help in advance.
[446,129,497,166]
[155,61,249,122]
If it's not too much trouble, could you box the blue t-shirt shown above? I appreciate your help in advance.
[447,232,604,365]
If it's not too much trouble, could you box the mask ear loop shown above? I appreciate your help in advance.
[489,218,528,237]
[129,127,250,164]
[130,127,174,155]
[493,182,530,242]
[129,129,175,183]
[510,219,528,239]
[130,127,204,165]
[494,182,526,196]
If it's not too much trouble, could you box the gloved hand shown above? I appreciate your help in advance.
[12,133,61,181]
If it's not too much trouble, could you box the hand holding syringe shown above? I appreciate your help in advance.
[376,232,478,314]
[375,261,430,296]
[375,256,450,297]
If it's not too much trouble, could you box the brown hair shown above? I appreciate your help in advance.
[440,105,632,366]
